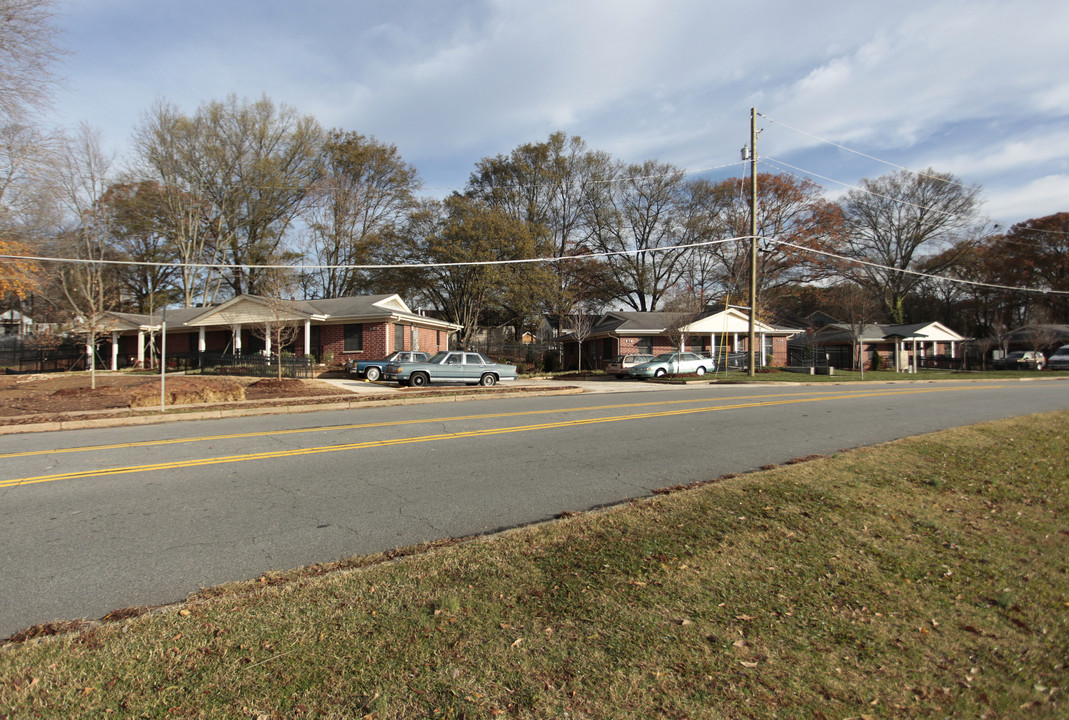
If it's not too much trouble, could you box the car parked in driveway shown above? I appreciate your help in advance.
[1046,345,1069,371]
[605,353,656,378]
[347,351,430,381]
[627,352,713,378]
[384,351,518,387]
[992,350,1045,371]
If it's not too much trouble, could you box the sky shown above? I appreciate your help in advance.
[48,0,1069,227]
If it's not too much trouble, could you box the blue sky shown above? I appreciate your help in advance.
[50,0,1069,226]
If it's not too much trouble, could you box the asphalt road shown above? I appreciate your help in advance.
[2,378,1067,638]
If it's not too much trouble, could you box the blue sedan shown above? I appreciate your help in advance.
[384,351,518,387]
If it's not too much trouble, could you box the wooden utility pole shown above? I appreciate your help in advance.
[747,107,758,377]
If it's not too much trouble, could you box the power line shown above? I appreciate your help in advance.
[770,238,1069,296]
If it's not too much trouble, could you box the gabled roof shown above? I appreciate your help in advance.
[590,311,675,336]
[792,320,966,345]
[183,293,459,330]
[88,294,461,334]
[683,308,800,336]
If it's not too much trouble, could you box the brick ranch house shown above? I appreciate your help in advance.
[561,308,800,370]
[90,294,461,370]
[787,321,967,371]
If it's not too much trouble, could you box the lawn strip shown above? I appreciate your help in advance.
[1,411,1067,718]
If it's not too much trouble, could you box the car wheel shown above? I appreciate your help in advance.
[695,366,706,376]
[365,366,381,381]
[480,373,497,387]
[410,373,429,387]
[655,368,667,377]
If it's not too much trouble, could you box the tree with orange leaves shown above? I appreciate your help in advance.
[0,238,41,299]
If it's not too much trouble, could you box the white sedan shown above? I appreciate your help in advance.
[627,352,713,378]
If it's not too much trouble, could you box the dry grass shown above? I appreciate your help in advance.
[2,412,1067,719]
[128,379,247,407]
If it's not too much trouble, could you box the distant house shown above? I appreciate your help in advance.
[1000,324,1069,354]
[86,294,460,371]
[560,308,800,370]
[788,320,967,370]
[0,309,32,337]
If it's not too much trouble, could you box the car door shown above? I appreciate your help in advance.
[439,352,466,382]
[463,353,487,382]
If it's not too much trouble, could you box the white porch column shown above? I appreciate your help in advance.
[733,332,739,351]
[264,327,271,356]
[111,331,119,370]
[198,327,206,352]
[760,333,767,366]
[233,324,242,354]
[136,330,145,367]
[304,319,311,356]
[950,341,956,358]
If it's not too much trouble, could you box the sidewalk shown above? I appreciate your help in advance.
[0,378,587,435]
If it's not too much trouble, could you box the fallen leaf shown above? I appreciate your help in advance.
[740,661,758,668]
[511,638,523,648]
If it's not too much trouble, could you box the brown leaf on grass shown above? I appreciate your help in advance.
[740,661,758,668]
[511,638,523,648]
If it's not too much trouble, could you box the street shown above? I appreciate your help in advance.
[2,378,1067,638]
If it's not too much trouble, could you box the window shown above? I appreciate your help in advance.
[394,324,404,351]
[343,324,363,352]
[637,338,653,354]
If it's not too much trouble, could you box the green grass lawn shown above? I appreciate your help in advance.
[2,411,1067,719]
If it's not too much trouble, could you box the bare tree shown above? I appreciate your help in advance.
[132,101,223,307]
[0,0,63,125]
[55,124,115,389]
[248,266,303,380]
[827,283,882,378]
[840,169,982,323]
[661,286,705,355]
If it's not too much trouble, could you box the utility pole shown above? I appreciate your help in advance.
[747,107,758,377]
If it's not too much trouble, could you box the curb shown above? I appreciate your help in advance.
[0,386,585,435]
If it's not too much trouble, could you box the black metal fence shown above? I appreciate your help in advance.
[188,352,315,379]
[465,341,562,373]
[0,338,89,373]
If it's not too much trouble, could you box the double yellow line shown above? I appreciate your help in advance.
[0,385,998,489]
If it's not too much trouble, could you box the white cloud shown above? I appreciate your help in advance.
[47,0,1069,222]
[984,175,1069,224]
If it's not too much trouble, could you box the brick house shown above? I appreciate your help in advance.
[91,294,460,370]
[787,320,967,371]
[561,308,799,370]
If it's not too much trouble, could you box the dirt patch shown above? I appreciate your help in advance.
[0,372,348,421]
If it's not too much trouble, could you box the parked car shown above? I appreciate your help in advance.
[1046,345,1069,371]
[605,353,656,378]
[628,352,713,379]
[347,351,430,381]
[992,350,1045,371]
[384,350,518,387]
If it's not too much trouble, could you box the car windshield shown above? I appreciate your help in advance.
[654,353,676,361]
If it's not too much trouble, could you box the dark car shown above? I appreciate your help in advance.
[347,351,429,381]
[1047,345,1069,371]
